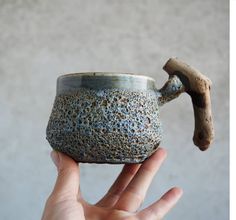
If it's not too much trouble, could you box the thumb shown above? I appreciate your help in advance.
[50,151,80,201]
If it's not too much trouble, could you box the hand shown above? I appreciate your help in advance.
[41,148,183,220]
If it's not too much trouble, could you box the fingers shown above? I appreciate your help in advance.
[114,148,167,212]
[96,163,141,207]
[49,151,80,202]
[138,187,183,220]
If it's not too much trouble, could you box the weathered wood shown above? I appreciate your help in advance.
[163,58,214,150]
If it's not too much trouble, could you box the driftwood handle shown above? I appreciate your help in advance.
[163,58,214,150]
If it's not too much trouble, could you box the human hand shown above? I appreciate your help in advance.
[41,148,182,220]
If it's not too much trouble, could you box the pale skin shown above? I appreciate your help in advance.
[41,148,183,220]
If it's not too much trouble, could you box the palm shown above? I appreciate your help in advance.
[78,200,135,220]
[42,148,182,220]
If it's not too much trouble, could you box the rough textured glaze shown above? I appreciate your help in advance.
[46,88,162,163]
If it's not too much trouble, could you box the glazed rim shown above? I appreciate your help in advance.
[58,72,155,82]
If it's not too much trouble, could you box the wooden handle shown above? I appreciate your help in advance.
[163,58,214,150]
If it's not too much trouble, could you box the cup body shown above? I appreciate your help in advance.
[46,73,162,163]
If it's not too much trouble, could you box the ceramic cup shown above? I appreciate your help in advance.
[46,58,214,163]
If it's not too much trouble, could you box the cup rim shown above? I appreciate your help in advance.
[58,72,155,82]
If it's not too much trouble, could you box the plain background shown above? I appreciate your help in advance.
[0,0,229,219]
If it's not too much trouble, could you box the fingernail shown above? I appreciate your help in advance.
[51,151,60,168]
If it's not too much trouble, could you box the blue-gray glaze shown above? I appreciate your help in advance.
[46,73,184,163]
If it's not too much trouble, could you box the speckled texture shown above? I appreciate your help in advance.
[47,88,162,163]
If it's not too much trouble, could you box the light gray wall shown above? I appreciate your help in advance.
[0,0,228,219]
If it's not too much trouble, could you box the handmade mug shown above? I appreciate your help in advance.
[46,58,214,163]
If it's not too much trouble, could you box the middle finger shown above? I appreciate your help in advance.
[114,148,167,212]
